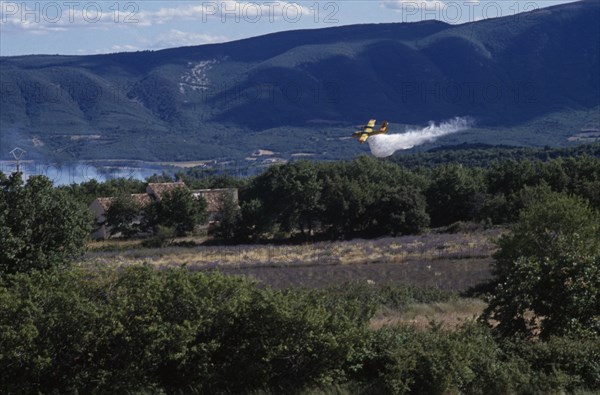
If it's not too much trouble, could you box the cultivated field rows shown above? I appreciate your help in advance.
[83,229,501,290]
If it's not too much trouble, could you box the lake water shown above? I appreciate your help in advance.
[0,161,165,185]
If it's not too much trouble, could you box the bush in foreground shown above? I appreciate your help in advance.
[1,267,599,394]
[484,192,600,339]
[361,323,600,395]
[0,173,92,276]
[0,266,371,394]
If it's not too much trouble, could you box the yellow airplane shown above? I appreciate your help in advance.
[352,119,389,143]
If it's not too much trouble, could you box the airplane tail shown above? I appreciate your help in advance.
[379,121,389,133]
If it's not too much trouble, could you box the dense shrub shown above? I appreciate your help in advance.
[324,282,453,311]
[361,324,600,395]
[0,173,92,275]
[362,323,510,395]
[1,267,598,394]
[500,336,600,393]
[484,192,600,339]
[0,266,372,394]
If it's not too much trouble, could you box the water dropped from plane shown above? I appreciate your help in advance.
[367,117,473,158]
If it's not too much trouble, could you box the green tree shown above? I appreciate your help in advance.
[60,177,146,206]
[425,164,485,227]
[248,161,323,235]
[235,199,272,241]
[562,155,600,211]
[372,186,430,236]
[153,188,207,236]
[103,194,144,238]
[209,192,241,241]
[0,173,92,275]
[181,170,245,190]
[485,160,540,196]
[483,192,600,339]
[319,168,371,238]
[319,157,428,238]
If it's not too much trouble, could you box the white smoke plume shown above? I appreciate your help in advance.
[367,117,473,158]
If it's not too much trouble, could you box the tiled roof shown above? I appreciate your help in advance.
[147,182,187,200]
[192,188,238,213]
[93,193,152,212]
[95,197,114,211]
[130,193,153,206]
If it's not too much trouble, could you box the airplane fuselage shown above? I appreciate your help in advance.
[352,120,389,143]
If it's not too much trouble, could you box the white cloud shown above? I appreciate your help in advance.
[0,0,151,35]
[143,1,313,25]
[149,29,229,49]
[0,1,309,35]
[110,44,142,52]
[145,5,207,24]
[73,31,229,54]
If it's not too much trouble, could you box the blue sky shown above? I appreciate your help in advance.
[0,0,578,56]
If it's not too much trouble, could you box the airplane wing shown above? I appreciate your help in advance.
[363,119,376,134]
[352,119,380,142]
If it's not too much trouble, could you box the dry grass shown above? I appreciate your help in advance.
[81,230,500,290]
[87,235,209,251]
[87,238,144,250]
[370,298,488,330]
[85,231,497,268]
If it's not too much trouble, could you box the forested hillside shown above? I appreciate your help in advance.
[1,0,599,161]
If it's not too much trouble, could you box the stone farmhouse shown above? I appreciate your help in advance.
[90,182,238,240]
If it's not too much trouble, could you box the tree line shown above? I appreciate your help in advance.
[51,146,600,244]
[211,154,599,242]
[2,150,598,269]
[391,142,600,168]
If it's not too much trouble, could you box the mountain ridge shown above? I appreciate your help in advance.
[1,0,599,162]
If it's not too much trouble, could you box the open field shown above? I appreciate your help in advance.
[82,229,501,291]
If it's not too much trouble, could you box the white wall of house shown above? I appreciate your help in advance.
[89,186,240,240]
[90,199,111,240]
